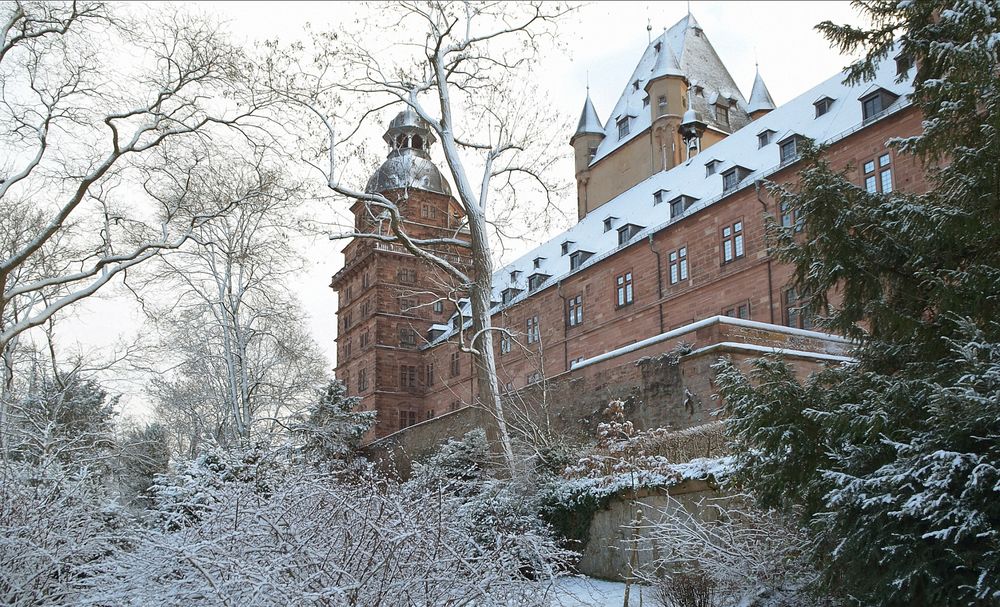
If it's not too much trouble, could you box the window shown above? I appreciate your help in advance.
[780,201,803,232]
[357,368,368,392]
[433,300,444,314]
[425,410,435,420]
[360,330,370,349]
[783,287,815,330]
[757,129,774,149]
[527,371,542,385]
[779,137,798,164]
[344,285,352,305]
[342,372,350,395]
[632,79,640,92]
[715,104,729,125]
[642,95,649,108]
[617,117,630,139]
[658,95,667,115]
[617,224,644,246]
[860,89,898,121]
[510,270,521,282]
[425,363,435,386]
[570,250,593,271]
[343,311,352,331]
[526,315,540,344]
[615,272,634,307]
[397,268,416,284]
[561,241,573,255]
[814,96,834,117]
[567,295,583,327]
[705,159,720,177]
[398,410,417,430]
[569,356,586,368]
[528,273,550,291]
[362,272,370,289]
[653,190,663,205]
[669,195,696,220]
[533,256,544,269]
[420,204,437,219]
[895,53,913,76]
[862,152,893,193]
[603,216,616,232]
[399,327,417,348]
[500,331,511,354]
[722,168,739,192]
[722,301,751,320]
[399,297,416,313]
[668,247,688,285]
[345,339,352,359]
[501,287,522,305]
[399,365,417,388]
[360,299,371,317]
[450,352,461,377]
[721,220,745,263]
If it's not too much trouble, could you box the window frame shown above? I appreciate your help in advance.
[668,246,688,285]
[566,294,583,328]
[721,219,745,265]
[526,315,540,344]
[861,152,893,194]
[615,271,634,308]
[450,352,461,377]
[617,116,630,139]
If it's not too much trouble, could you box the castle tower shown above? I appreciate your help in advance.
[644,38,686,173]
[331,108,470,438]
[570,93,605,220]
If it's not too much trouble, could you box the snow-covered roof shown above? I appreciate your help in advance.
[747,68,776,114]
[430,49,913,346]
[572,93,604,139]
[589,13,751,166]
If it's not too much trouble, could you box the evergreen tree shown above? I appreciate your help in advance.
[715,1,1000,605]
[292,380,376,465]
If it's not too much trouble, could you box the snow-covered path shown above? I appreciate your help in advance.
[549,575,646,606]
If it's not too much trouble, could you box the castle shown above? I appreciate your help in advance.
[330,13,926,440]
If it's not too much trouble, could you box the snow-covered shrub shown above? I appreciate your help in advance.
[0,461,133,606]
[641,494,828,607]
[291,379,376,466]
[79,467,568,606]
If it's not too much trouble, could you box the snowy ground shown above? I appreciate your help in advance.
[550,575,648,607]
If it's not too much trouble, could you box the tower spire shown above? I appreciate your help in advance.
[747,66,776,118]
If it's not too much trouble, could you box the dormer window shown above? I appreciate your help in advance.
[532,256,545,269]
[714,103,729,125]
[501,287,522,305]
[895,52,913,76]
[642,95,650,108]
[722,166,752,192]
[617,116,630,139]
[669,195,696,220]
[814,96,835,118]
[527,272,550,291]
[860,88,900,121]
[509,270,521,283]
[705,159,722,177]
[617,223,644,246]
[654,41,662,53]
[569,250,594,271]
[633,79,641,92]
[778,135,801,165]
[560,240,574,256]
[603,216,617,232]
[757,129,775,149]
[653,189,668,205]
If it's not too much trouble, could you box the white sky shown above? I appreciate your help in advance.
[62,1,868,419]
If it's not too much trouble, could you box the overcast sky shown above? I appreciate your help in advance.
[65,1,869,419]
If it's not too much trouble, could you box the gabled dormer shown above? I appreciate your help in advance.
[569,249,594,271]
[777,133,803,165]
[814,95,835,118]
[721,165,753,192]
[527,272,551,292]
[500,287,523,305]
[757,128,776,149]
[704,158,723,177]
[859,86,900,121]
[603,215,618,232]
[617,223,645,246]
[560,240,575,256]
[668,195,697,220]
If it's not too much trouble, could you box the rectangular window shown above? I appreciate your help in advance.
[615,272,634,307]
[669,197,685,219]
[862,95,882,120]
[668,247,688,285]
[567,295,583,327]
[362,272,370,289]
[862,152,893,194]
[715,104,729,125]
[397,268,416,284]
[527,371,542,385]
[500,331,511,354]
[357,368,368,392]
[722,301,751,320]
[783,287,815,330]
[722,220,744,264]
[780,201,803,232]
[399,327,416,348]
[653,191,663,205]
[343,312,352,331]
[617,117,630,139]
[399,297,416,313]
[722,169,739,192]
[432,300,444,314]
[449,401,461,412]
[526,315,540,344]
[398,410,417,430]
[450,352,460,377]
[399,365,417,388]
[757,130,772,149]
[345,339,352,359]
[425,363,434,386]
[779,139,798,164]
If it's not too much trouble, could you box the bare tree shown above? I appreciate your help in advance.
[0,2,276,402]
[140,161,327,452]
[263,1,572,473]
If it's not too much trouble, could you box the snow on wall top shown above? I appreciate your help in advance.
[589,13,752,166]
[747,68,776,114]
[430,50,914,345]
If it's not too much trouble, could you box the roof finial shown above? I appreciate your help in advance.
[586,69,590,93]
[646,17,652,43]
[687,0,691,16]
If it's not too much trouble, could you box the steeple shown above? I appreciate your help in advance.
[573,92,604,141]
[648,39,683,81]
[747,67,776,119]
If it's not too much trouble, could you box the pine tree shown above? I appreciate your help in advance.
[715,1,1000,605]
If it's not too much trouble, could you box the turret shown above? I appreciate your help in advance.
[679,88,707,160]
[366,107,452,198]
[747,67,776,120]
[570,92,605,219]
[644,38,686,172]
